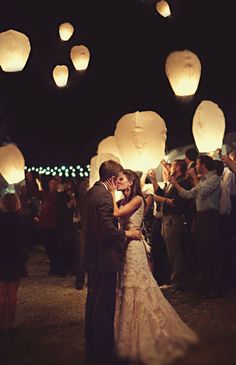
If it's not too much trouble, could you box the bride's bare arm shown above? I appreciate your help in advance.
[112,194,143,218]
[106,178,143,217]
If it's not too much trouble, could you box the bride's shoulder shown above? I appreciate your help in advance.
[130,195,143,207]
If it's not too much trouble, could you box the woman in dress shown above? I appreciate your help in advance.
[107,169,198,365]
[0,193,28,334]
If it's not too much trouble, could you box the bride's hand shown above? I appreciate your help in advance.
[106,178,117,193]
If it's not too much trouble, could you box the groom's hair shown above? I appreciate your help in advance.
[99,160,123,181]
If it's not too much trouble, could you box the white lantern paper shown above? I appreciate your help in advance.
[0,144,25,184]
[192,100,226,153]
[165,50,201,96]
[53,65,69,87]
[70,45,90,71]
[0,29,31,72]
[156,1,171,17]
[89,153,121,188]
[59,22,74,41]
[114,111,167,172]
[97,136,122,162]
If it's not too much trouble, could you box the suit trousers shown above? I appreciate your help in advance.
[194,210,220,294]
[85,270,117,362]
[162,214,186,288]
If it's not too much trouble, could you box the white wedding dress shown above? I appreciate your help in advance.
[114,200,198,365]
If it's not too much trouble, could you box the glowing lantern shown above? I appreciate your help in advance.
[97,136,122,162]
[156,1,171,17]
[53,65,69,87]
[165,50,201,96]
[192,100,226,153]
[70,45,90,71]
[59,22,74,41]
[89,153,121,188]
[114,111,167,172]
[0,144,25,184]
[0,29,31,72]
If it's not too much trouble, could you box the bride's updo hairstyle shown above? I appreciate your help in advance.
[122,169,146,205]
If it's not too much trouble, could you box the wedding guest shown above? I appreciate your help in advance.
[19,184,40,249]
[222,152,236,237]
[184,148,199,282]
[56,179,77,276]
[154,160,192,292]
[26,173,62,275]
[170,155,221,298]
[148,167,170,285]
[0,193,28,334]
[214,160,234,293]
[73,177,89,290]
[185,147,198,178]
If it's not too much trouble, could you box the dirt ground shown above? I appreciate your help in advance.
[0,246,236,365]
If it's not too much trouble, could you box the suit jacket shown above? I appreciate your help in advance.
[81,182,126,272]
[157,175,192,218]
[186,161,197,187]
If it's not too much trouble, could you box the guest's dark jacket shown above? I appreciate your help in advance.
[0,211,28,281]
[157,174,192,219]
[82,182,126,272]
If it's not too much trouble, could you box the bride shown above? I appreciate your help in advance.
[107,169,198,365]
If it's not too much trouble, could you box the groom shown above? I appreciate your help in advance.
[82,160,141,365]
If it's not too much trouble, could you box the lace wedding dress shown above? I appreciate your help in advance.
[114,200,198,365]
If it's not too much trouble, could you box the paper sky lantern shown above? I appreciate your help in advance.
[97,136,122,162]
[59,22,74,41]
[114,111,167,172]
[70,45,90,71]
[156,1,171,17]
[0,29,31,72]
[165,50,201,96]
[53,65,69,87]
[192,100,226,153]
[0,144,25,184]
[89,153,121,188]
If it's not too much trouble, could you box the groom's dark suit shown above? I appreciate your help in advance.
[82,181,126,363]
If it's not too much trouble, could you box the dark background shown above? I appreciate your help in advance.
[0,0,235,167]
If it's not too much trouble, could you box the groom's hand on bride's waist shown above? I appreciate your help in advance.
[125,229,142,240]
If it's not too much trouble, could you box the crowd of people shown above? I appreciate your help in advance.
[0,148,236,365]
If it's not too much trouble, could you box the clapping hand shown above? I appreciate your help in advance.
[148,169,156,180]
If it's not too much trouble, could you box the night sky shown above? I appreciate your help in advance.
[0,0,236,167]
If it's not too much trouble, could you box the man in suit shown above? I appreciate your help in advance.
[170,155,221,298]
[185,147,198,181]
[184,148,199,280]
[154,160,192,292]
[82,160,141,365]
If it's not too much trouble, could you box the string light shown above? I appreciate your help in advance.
[24,164,90,178]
